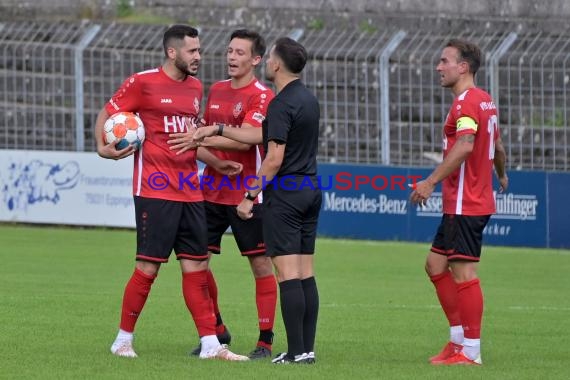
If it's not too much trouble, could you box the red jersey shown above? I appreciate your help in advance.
[105,67,204,202]
[442,87,499,215]
[202,79,275,205]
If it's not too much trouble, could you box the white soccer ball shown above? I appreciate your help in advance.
[103,112,145,150]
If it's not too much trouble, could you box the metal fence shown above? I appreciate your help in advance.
[1,21,569,171]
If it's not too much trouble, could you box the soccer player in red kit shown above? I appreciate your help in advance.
[169,29,277,360]
[94,24,247,361]
[410,39,508,366]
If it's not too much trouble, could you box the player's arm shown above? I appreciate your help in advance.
[411,117,476,204]
[193,123,263,145]
[493,136,508,192]
[202,94,270,151]
[94,108,134,160]
[425,133,474,186]
[236,140,285,219]
[245,140,284,197]
[198,124,253,151]
[197,147,243,177]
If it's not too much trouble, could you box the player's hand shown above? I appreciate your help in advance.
[192,125,219,142]
[213,160,243,178]
[237,198,254,220]
[410,179,435,206]
[97,140,135,160]
[168,125,199,155]
[497,174,509,193]
[196,118,206,128]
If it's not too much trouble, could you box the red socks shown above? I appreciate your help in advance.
[205,270,276,342]
[430,271,483,339]
[119,268,156,332]
[255,275,277,332]
[429,270,461,326]
[182,270,216,337]
[457,278,483,339]
[206,270,220,316]
[119,268,278,341]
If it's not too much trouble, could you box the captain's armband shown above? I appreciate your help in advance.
[456,116,477,132]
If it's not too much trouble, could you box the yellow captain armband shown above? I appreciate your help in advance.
[456,116,477,132]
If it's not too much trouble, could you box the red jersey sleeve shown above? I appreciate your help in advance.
[243,90,274,128]
[454,91,480,137]
[104,74,142,115]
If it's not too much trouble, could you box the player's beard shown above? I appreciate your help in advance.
[175,57,198,77]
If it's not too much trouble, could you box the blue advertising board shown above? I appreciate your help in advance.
[484,171,546,247]
[546,172,570,248]
[317,164,437,242]
[317,163,565,248]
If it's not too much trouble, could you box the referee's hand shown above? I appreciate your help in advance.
[237,198,254,220]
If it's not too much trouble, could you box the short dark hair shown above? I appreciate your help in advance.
[446,39,482,75]
[230,29,266,58]
[163,25,199,57]
[273,37,307,74]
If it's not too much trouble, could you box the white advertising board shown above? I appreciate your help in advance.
[0,150,136,227]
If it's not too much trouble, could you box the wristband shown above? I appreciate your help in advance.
[217,123,225,136]
[244,191,256,201]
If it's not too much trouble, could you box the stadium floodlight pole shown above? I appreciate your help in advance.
[74,24,101,152]
[379,30,406,165]
[487,32,517,111]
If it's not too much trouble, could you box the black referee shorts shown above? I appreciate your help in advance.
[430,214,491,262]
[263,186,322,256]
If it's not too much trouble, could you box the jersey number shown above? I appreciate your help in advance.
[487,115,497,160]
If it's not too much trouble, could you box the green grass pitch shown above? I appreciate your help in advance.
[1,224,569,379]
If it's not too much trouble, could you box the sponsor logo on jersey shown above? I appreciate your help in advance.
[252,112,265,123]
[210,104,220,109]
[479,101,496,111]
[161,98,173,104]
[163,115,195,133]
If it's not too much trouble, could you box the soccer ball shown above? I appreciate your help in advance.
[103,112,145,150]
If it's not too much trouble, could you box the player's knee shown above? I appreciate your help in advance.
[136,261,160,276]
[450,264,478,282]
[250,258,273,277]
[425,252,449,277]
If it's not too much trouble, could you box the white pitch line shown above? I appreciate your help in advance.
[508,305,570,312]
[320,303,570,312]
[318,240,570,255]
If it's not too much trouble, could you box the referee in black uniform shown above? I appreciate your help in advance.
[191,37,321,364]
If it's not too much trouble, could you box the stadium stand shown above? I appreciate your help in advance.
[0,20,568,171]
